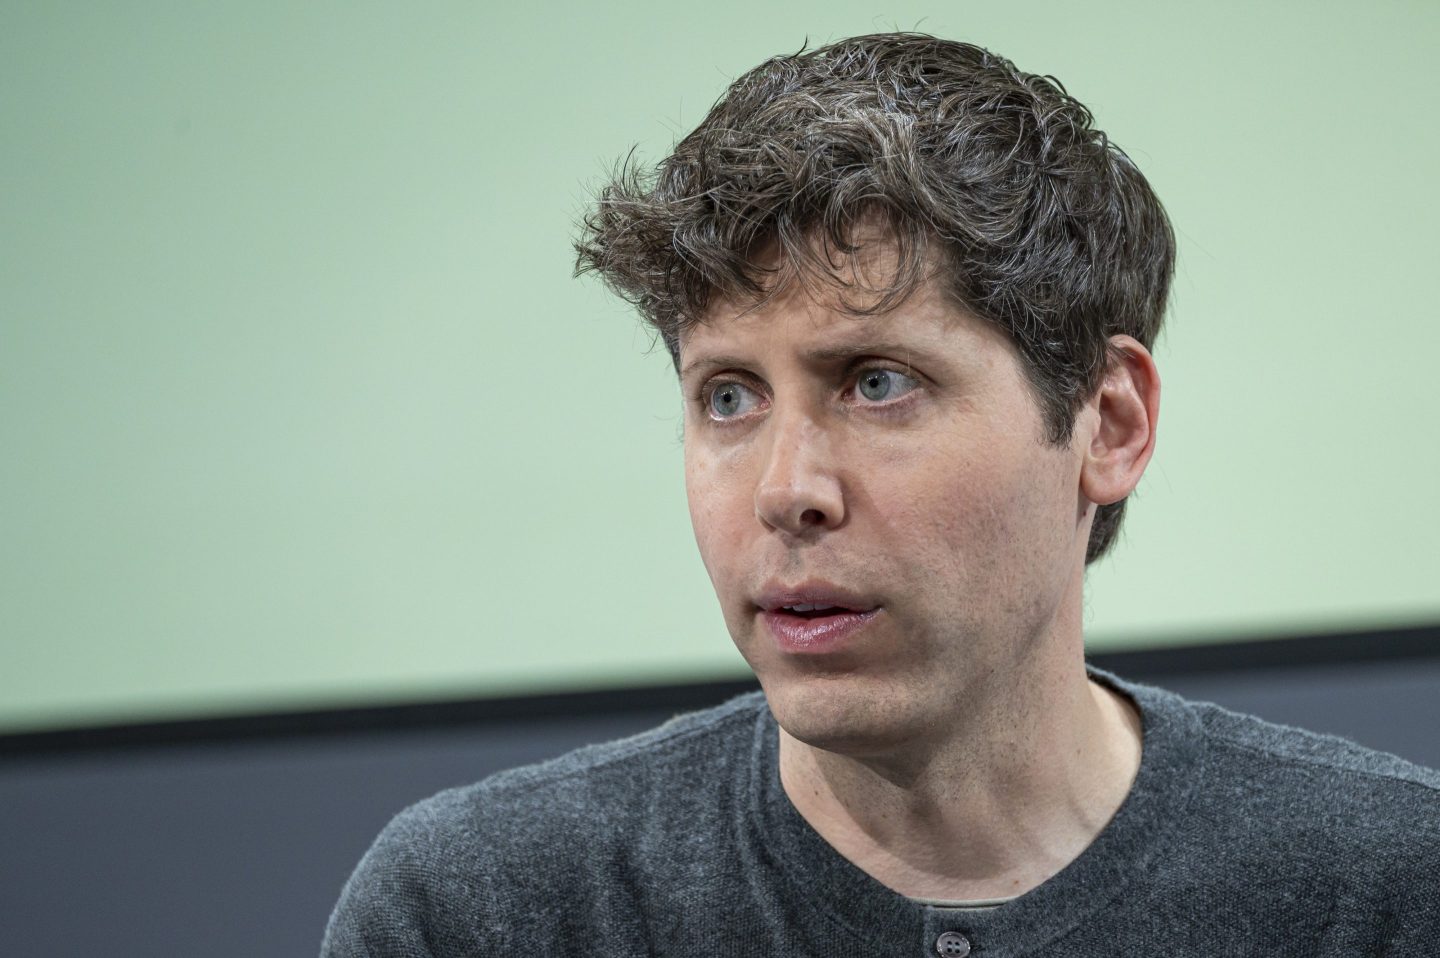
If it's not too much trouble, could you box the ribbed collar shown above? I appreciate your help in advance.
[745,667,1206,957]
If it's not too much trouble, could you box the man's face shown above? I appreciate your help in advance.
[679,266,1094,757]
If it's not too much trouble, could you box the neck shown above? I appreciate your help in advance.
[778,656,1142,902]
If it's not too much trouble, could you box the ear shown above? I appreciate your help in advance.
[1079,335,1160,507]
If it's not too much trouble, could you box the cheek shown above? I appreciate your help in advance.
[865,440,1077,597]
[866,452,1003,569]
[683,444,750,583]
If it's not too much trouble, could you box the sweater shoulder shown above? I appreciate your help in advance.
[1183,694,1440,867]
[322,692,765,955]
[1178,696,1440,922]
[362,690,762,859]
[1189,696,1440,796]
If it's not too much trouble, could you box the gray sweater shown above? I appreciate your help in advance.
[323,670,1440,956]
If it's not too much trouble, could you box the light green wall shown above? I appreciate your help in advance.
[3,1,1437,733]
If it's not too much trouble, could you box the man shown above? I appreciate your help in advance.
[323,33,1439,956]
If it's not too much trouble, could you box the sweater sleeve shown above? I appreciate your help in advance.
[1380,846,1440,956]
[320,798,501,958]
[1318,791,1440,958]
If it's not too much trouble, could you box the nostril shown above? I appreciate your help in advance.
[799,508,826,526]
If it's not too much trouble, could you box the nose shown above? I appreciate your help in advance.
[754,411,845,537]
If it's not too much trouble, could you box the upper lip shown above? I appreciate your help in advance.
[755,581,880,613]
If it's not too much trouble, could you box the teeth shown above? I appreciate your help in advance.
[787,603,833,612]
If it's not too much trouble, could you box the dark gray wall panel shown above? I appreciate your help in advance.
[0,711,678,958]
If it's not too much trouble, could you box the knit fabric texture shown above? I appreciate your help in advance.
[322,668,1440,956]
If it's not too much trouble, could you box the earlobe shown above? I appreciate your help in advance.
[1079,336,1160,507]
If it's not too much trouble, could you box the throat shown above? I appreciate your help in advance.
[774,677,1143,902]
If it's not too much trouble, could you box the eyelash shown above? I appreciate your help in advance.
[695,366,921,423]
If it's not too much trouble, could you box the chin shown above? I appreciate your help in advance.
[759,670,931,758]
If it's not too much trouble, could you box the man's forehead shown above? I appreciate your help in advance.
[678,277,981,368]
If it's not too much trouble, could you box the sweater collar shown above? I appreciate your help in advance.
[746,666,1205,957]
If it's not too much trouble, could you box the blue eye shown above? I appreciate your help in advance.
[708,381,761,419]
[855,368,918,403]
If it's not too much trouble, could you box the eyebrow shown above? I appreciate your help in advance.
[680,340,938,381]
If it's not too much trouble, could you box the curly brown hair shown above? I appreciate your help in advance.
[574,33,1175,564]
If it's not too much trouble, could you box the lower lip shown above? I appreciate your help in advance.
[760,608,880,654]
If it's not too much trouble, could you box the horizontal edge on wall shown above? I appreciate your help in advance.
[3,622,1437,758]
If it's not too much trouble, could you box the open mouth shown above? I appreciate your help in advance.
[778,604,856,619]
[754,583,881,652]
[759,605,881,653]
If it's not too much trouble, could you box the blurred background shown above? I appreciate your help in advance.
[2,2,1437,955]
